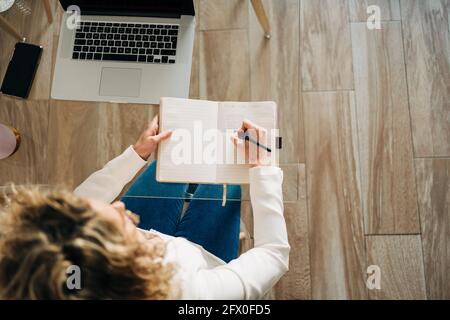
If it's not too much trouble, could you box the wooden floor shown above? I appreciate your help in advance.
[0,0,449,300]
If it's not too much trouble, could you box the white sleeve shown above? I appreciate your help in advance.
[73,146,148,203]
[193,166,290,300]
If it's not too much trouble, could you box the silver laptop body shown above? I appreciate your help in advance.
[52,1,195,104]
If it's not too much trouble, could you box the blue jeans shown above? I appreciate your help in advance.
[121,161,241,263]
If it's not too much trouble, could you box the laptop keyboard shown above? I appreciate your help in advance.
[71,21,179,64]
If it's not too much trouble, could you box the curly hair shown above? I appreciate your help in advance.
[0,186,175,300]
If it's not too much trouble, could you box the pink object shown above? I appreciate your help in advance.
[0,123,20,159]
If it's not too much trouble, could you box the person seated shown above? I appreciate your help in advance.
[0,117,290,299]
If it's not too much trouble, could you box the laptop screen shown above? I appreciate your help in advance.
[59,0,195,17]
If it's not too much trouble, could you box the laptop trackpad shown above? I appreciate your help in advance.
[99,67,142,97]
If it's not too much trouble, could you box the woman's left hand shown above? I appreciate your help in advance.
[133,115,172,161]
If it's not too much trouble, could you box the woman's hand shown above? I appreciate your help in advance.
[232,119,270,167]
[133,115,172,161]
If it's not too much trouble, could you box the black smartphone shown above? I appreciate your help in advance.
[0,42,43,99]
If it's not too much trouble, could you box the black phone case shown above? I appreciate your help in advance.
[0,42,43,99]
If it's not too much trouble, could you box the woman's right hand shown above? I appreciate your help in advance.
[232,119,271,167]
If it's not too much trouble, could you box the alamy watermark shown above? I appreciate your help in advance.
[366,265,381,290]
[66,5,81,30]
[367,5,381,30]
[66,265,81,291]
[167,124,280,166]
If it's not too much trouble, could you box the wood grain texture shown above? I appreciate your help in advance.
[50,2,64,78]
[304,91,367,299]
[0,15,23,40]
[242,164,299,205]
[280,164,300,203]
[249,0,303,164]
[189,32,201,99]
[241,164,301,237]
[274,165,310,299]
[351,22,419,234]
[199,0,248,30]
[0,97,49,185]
[366,235,427,300]
[239,166,310,299]
[52,0,65,36]
[189,1,200,99]
[0,0,54,100]
[349,0,400,21]
[415,159,450,300]
[239,201,254,240]
[199,29,250,101]
[401,0,450,157]
[300,0,354,91]
[47,100,157,190]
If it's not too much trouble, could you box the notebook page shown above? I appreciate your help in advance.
[216,101,277,184]
[157,98,219,183]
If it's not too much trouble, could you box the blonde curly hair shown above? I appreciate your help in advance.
[0,186,174,300]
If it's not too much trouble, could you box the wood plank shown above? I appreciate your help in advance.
[415,159,450,300]
[300,0,354,91]
[351,22,419,234]
[241,164,299,205]
[189,1,201,99]
[189,32,201,99]
[239,201,254,241]
[280,164,300,203]
[349,0,400,21]
[249,0,303,164]
[199,30,250,101]
[28,0,54,100]
[274,165,311,299]
[304,91,367,299]
[46,101,157,190]
[52,0,65,36]
[401,0,450,157]
[199,0,248,31]
[46,101,109,189]
[0,97,49,185]
[0,0,54,100]
[241,164,300,237]
[239,166,310,299]
[0,15,23,41]
[366,235,427,300]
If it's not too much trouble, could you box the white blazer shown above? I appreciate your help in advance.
[74,146,290,299]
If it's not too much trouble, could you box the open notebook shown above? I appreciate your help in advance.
[156,97,278,184]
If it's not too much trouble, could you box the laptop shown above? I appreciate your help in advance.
[52,0,196,104]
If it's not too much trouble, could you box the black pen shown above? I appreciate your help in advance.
[237,131,272,153]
